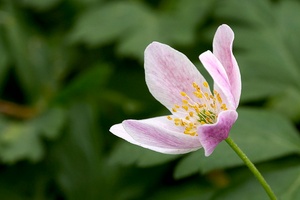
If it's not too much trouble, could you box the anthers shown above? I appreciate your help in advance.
[167,81,228,136]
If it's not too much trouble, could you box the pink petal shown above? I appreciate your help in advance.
[110,123,139,145]
[197,110,238,156]
[213,24,241,107]
[199,51,235,109]
[145,42,211,111]
[110,116,202,154]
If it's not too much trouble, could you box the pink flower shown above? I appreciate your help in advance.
[110,24,241,156]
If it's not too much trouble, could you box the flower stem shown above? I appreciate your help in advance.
[225,137,277,200]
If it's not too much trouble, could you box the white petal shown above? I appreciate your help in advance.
[199,51,235,109]
[213,24,241,107]
[145,42,211,112]
[110,116,202,154]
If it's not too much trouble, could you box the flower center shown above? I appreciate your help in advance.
[167,82,228,136]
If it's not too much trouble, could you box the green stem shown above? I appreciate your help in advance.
[225,137,277,200]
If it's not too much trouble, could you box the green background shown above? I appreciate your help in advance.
[0,0,300,199]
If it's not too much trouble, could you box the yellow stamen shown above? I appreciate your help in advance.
[182,105,188,111]
[182,99,188,104]
[189,112,194,117]
[180,91,187,96]
[203,81,209,88]
[221,104,227,110]
[167,81,229,137]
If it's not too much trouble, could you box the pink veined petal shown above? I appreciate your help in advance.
[197,110,238,157]
[199,51,235,109]
[145,42,211,112]
[110,123,187,154]
[213,24,241,107]
[110,123,139,145]
[112,116,202,154]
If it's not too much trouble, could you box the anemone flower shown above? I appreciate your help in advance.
[110,24,241,156]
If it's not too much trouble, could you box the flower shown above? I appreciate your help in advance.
[110,24,241,156]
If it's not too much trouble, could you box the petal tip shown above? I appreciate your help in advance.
[145,41,163,50]
[217,24,234,35]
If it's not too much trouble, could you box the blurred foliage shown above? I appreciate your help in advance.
[0,0,299,199]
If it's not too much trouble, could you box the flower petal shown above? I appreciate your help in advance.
[111,116,202,154]
[110,123,139,145]
[213,24,241,107]
[197,110,238,157]
[145,42,210,111]
[199,51,235,109]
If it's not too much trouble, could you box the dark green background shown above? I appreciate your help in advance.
[0,0,300,199]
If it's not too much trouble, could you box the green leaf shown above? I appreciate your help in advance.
[0,36,10,92]
[55,63,112,103]
[0,121,42,163]
[276,1,300,70]
[69,1,150,47]
[175,108,300,178]
[117,0,212,59]
[21,0,61,10]
[216,163,300,200]
[215,0,274,27]
[108,141,180,167]
[240,78,286,102]
[148,183,214,200]
[268,87,300,121]
[137,149,180,167]
[70,0,212,59]
[2,2,64,102]
[108,142,142,166]
[52,103,105,200]
[0,107,66,163]
[174,150,202,179]
[2,2,40,100]
[33,107,66,139]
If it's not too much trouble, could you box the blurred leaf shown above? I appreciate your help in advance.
[21,0,61,10]
[70,0,212,59]
[117,0,212,59]
[238,28,300,88]
[148,183,214,200]
[174,150,202,179]
[108,142,143,166]
[69,2,150,47]
[55,63,112,103]
[0,36,10,92]
[137,148,180,167]
[276,1,300,68]
[102,90,144,115]
[71,0,104,6]
[33,107,66,139]
[160,0,212,44]
[212,0,300,109]
[0,161,56,199]
[175,108,300,178]
[216,0,300,104]
[109,141,180,167]
[0,107,66,163]
[240,78,286,102]
[2,2,42,101]
[55,104,154,200]
[268,87,300,121]
[53,103,104,200]
[216,163,300,200]
[215,0,274,27]
[0,121,41,163]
